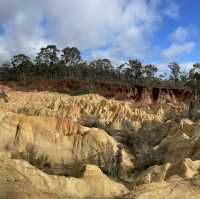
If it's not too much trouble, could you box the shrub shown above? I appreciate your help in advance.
[89,143,123,178]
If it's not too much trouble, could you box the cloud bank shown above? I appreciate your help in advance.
[162,42,195,60]
[0,0,185,64]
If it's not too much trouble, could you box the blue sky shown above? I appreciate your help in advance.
[155,1,200,64]
[0,0,199,73]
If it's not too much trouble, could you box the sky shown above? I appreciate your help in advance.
[0,0,200,73]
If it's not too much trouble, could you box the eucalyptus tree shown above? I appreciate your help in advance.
[121,59,143,82]
[180,71,189,81]
[0,62,12,81]
[168,62,181,82]
[35,45,60,66]
[11,54,33,84]
[89,59,114,82]
[129,59,143,80]
[143,64,158,78]
[62,47,82,66]
[188,63,200,99]
[116,64,124,81]
[35,45,60,79]
[189,63,200,80]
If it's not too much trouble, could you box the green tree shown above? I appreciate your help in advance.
[11,54,33,84]
[188,63,200,99]
[168,62,181,82]
[0,62,12,81]
[143,64,158,78]
[62,47,81,66]
[126,59,143,81]
[11,54,33,68]
[189,63,200,80]
[180,70,188,81]
[116,64,124,81]
[35,45,59,66]
[188,63,200,92]
[90,59,113,71]
[89,59,114,81]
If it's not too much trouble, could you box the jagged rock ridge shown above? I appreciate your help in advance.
[0,85,200,198]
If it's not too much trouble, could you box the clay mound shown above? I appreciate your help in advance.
[152,118,200,164]
[0,157,128,199]
[166,158,200,180]
[128,158,200,198]
[0,109,134,176]
[1,88,200,198]
[0,91,182,133]
[133,163,171,186]
[133,158,200,186]
[130,176,200,199]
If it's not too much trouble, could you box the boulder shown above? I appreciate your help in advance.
[133,163,171,186]
[0,157,128,199]
[152,118,200,164]
[166,158,200,180]
[131,176,200,199]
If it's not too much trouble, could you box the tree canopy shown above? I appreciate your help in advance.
[62,47,81,66]
[0,44,199,90]
[35,45,59,66]
[168,62,181,82]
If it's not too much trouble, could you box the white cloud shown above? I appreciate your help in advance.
[180,62,194,72]
[0,0,50,62]
[162,42,195,60]
[0,0,180,63]
[0,44,10,63]
[153,61,196,78]
[159,62,194,72]
[162,25,196,61]
[164,0,180,18]
[171,27,190,43]
[0,1,21,23]
[44,0,162,60]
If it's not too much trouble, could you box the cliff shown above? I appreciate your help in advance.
[0,79,199,104]
[1,80,200,199]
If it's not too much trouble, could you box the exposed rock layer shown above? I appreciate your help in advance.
[0,85,200,199]
[1,79,199,104]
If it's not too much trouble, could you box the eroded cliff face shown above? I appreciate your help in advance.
[0,109,134,176]
[0,83,200,199]
[0,79,198,104]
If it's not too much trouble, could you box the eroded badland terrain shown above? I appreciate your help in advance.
[0,80,200,199]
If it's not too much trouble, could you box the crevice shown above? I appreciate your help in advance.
[152,88,160,102]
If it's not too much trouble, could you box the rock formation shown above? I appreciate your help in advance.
[0,82,200,199]
[0,158,128,199]
[1,79,199,104]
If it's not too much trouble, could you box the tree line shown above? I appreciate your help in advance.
[0,44,200,88]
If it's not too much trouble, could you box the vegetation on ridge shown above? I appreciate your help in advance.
[0,44,199,89]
